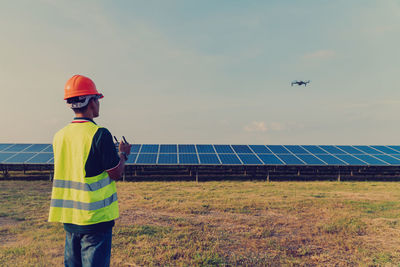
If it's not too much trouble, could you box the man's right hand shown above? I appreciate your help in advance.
[119,140,132,158]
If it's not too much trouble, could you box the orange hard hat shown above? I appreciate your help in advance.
[64,75,104,100]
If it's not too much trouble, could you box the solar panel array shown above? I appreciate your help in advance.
[0,144,53,164]
[2,144,400,166]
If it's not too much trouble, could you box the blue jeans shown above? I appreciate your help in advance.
[64,229,112,267]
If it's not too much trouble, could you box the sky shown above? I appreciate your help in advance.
[0,0,399,145]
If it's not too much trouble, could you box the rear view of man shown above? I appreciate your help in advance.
[49,75,131,267]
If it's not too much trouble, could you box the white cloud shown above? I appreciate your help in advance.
[244,121,304,133]
[244,121,267,132]
[302,50,336,60]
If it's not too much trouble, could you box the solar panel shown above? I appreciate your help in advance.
[237,154,263,164]
[319,146,347,154]
[136,153,157,164]
[23,144,50,152]
[373,154,400,165]
[0,153,15,162]
[371,146,400,154]
[126,153,137,164]
[198,154,220,164]
[258,154,284,165]
[388,155,400,161]
[2,143,400,167]
[337,146,365,154]
[130,144,141,153]
[285,145,310,154]
[232,145,253,154]
[0,144,13,151]
[249,145,271,154]
[214,145,234,154]
[4,153,36,163]
[140,144,159,153]
[42,145,53,152]
[218,154,242,165]
[315,154,346,165]
[25,153,53,164]
[302,145,329,154]
[179,154,198,164]
[178,145,196,153]
[267,145,290,154]
[158,154,178,164]
[3,144,33,152]
[278,154,305,165]
[353,146,383,155]
[355,155,387,165]
[334,155,367,165]
[295,154,326,165]
[196,145,215,153]
[160,145,177,153]
[388,146,400,153]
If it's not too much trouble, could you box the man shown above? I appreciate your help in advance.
[48,74,131,267]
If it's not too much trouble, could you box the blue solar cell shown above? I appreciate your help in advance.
[136,153,157,164]
[0,144,13,151]
[4,153,36,163]
[130,144,141,153]
[178,145,196,153]
[388,146,400,153]
[267,145,290,154]
[315,155,346,165]
[249,145,271,154]
[42,145,53,152]
[214,145,234,154]
[371,146,400,154]
[353,146,383,154]
[232,145,253,154]
[3,144,32,152]
[160,145,177,153]
[23,144,51,152]
[126,154,137,164]
[355,155,387,165]
[373,155,400,165]
[334,155,367,165]
[285,145,310,154]
[337,146,365,154]
[26,153,53,163]
[319,146,347,154]
[0,153,15,162]
[218,154,242,165]
[198,154,220,164]
[158,154,178,164]
[295,154,326,165]
[389,155,400,161]
[302,145,329,154]
[237,154,263,164]
[258,154,284,165]
[140,145,159,153]
[277,154,304,165]
[179,154,199,164]
[196,145,215,153]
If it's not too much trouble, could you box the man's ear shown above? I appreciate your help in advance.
[87,98,95,109]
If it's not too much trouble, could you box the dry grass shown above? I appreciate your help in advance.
[1,180,400,266]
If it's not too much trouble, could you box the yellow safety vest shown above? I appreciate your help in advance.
[48,120,119,225]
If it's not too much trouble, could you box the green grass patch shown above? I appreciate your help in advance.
[1,180,400,265]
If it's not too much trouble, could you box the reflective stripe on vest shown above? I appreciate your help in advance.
[48,119,119,225]
[51,192,117,211]
[53,176,112,192]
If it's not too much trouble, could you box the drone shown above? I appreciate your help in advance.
[291,80,310,86]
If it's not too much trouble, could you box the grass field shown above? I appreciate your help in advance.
[1,180,400,266]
